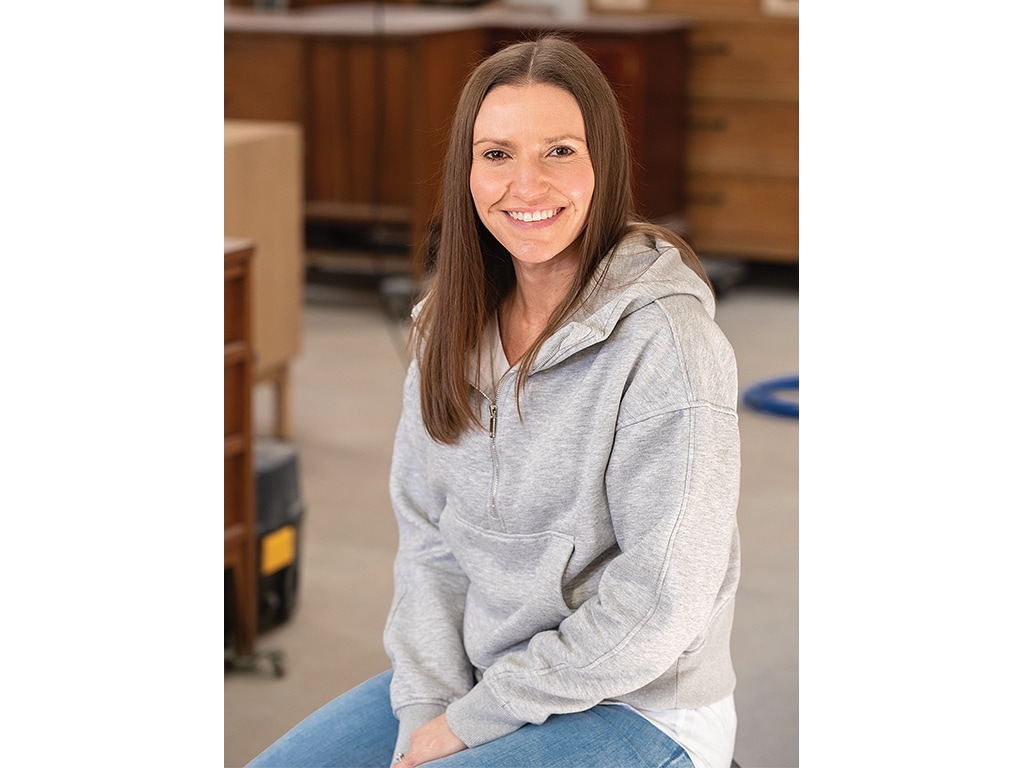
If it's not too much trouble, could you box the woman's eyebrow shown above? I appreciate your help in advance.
[472,135,586,145]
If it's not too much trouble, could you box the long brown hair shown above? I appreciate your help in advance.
[414,36,709,444]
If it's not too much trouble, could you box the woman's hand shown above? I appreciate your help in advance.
[395,713,467,766]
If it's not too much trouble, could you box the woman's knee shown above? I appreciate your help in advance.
[246,670,397,768]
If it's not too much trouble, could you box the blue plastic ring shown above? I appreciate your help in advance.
[742,375,799,419]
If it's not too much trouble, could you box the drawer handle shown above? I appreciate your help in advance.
[688,116,728,132]
[688,191,726,207]
[691,41,731,57]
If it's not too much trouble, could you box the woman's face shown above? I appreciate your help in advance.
[470,83,595,269]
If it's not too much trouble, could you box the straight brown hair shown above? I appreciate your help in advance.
[414,36,710,444]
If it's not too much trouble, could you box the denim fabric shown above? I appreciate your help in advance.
[246,671,398,768]
[246,670,694,768]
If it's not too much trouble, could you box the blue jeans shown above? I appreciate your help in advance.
[246,670,694,768]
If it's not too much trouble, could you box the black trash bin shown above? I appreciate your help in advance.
[253,437,306,632]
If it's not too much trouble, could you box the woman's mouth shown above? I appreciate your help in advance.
[505,207,563,223]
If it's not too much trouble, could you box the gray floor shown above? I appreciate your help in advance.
[224,265,799,768]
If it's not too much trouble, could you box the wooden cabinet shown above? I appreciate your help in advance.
[224,238,257,659]
[647,1,798,262]
[224,6,692,277]
[301,27,485,271]
[225,19,485,277]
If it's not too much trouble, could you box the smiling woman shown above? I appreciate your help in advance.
[470,82,595,269]
[418,36,710,442]
[247,36,742,768]
[469,81,596,363]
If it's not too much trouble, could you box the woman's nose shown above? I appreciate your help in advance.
[510,156,548,199]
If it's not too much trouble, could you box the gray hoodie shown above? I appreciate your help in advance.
[384,232,741,754]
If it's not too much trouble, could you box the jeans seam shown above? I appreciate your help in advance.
[590,706,688,768]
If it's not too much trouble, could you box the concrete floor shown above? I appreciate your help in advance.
[224,263,799,768]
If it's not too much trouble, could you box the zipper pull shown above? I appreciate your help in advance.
[489,402,498,439]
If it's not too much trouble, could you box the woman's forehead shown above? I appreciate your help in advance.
[473,83,585,140]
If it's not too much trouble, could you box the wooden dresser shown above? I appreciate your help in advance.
[641,0,798,263]
[224,238,257,659]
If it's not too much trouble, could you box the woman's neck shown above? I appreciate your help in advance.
[499,258,577,364]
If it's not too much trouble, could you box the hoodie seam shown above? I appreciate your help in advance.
[395,698,455,712]
[615,400,736,432]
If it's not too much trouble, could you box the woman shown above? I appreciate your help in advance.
[248,37,741,768]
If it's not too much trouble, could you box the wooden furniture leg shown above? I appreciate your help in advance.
[224,539,257,658]
[258,364,292,441]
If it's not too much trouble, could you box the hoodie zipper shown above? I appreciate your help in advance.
[473,344,563,522]
[474,367,515,522]
[487,398,500,521]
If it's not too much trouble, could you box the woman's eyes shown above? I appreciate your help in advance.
[481,146,576,161]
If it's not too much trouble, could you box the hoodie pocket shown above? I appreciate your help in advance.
[439,510,575,669]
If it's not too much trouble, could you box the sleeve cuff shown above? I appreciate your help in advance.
[445,680,523,749]
[394,703,448,757]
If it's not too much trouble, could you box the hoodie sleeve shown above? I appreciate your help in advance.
[383,362,476,755]
[444,300,741,748]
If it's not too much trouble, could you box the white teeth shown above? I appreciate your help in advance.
[508,208,559,222]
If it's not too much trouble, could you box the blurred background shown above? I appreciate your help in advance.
[223,1,798,766]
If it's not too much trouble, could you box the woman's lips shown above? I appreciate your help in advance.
[505,207,564,223]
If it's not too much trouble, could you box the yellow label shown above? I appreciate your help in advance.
[261,525,296,576]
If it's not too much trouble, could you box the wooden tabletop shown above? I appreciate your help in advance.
[224,3,691,36]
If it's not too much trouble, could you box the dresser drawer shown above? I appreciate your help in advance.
[688,21,798,100]
[685,173,798,261]
[224,264,246,346]
[224,448,247,530]
[225,352,249,438]
[687,97,798,177]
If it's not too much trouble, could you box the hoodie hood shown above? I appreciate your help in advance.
[410,231,715,374]
[530,232,716,372]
